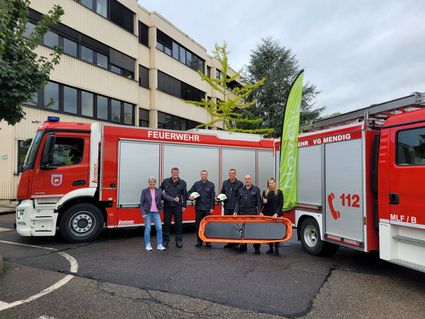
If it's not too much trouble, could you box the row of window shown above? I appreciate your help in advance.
[75,0,134,33]
[26,81,134,125]
[157,71,205,102]
[156,30,205,73]
[158,111,200,131]
[26,14,135,80]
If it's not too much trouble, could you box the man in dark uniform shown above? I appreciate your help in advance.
[160,167,187,248]
[220,168,243,248]
[234,174,262,253]
[188,170,215,248]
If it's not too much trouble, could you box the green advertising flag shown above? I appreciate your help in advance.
[280,70,304,211]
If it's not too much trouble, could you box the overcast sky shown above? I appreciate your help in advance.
[139,0,425,115]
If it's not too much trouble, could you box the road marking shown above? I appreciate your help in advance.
[0,227,11,232]
[0,240,79,312]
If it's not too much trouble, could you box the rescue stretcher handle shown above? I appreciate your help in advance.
[198,215,293,244]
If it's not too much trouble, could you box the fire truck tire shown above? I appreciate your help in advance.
[60,203,104,243]
[300,218,326,256]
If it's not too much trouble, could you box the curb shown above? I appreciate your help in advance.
[0,254,4,275]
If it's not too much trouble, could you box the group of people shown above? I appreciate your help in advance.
[140,167,284,255]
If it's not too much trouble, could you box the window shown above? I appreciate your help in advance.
[110,64,122,75]
[81,0,94,10]
[207,66,211,78]
[95,52,108,69]
[109,48,135,80]
[397,127,425,165]
[158,111,200,131]
[172,42,179,60]
[139,109,149,127]
[179,46,186,64]
[43,31,59,48]
[157,71,180,97]
[44,82,59,110]
[110,0,134,33]
[157,71,204,102]
[17,140,31,172]
[156,29,205,73]
[216,69,222,79]
[51,138,84,167]
[63,86,78,114]
[26,90,38,106]
[123,103,133,125]
[139,65,149,88]
[81,91,94,117]
[24,22,36,38]
[111,99,121,123]
[81,45,94,63]
[63,37,78,57]
[95,0,108,18]
[97,95,108,120]
[138,21,149,46]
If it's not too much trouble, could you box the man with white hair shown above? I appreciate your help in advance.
[234,174,262,253]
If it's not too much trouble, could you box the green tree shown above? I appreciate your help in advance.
[241,37,324,137]
[0,0,64,125]
[184,43,273,134]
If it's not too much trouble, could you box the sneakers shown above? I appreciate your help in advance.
[157,244,166,251]
[145,243,153,251]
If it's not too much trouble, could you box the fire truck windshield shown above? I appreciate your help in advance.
[22,131,43,171]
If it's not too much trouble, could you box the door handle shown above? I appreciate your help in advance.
[389,193,399,205]
[72,180,86,186]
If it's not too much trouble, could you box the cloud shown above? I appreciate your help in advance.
[139,0,425,114]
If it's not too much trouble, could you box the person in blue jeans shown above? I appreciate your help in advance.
[140,177,180,251]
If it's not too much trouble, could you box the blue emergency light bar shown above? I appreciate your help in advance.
[47,116,60,122]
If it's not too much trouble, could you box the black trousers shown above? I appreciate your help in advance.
[195,209,210,243]
[223,208,234,215]
[163,206,183,243]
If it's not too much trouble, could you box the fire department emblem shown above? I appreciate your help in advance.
[51,174,63,187]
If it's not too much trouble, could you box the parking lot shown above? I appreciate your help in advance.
[0,212,424,319]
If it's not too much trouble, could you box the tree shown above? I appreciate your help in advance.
[0,0,64,125]
[184,43,273,134]
[241,37,324,137]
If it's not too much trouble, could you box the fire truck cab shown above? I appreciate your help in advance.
[294,92,425,272]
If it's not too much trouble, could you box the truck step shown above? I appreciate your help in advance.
[390,259,425,273]
[393,235,425,247]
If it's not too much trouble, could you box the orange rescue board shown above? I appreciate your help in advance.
[198,215,293,244]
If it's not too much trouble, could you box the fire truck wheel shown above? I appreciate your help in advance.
[300,218,325,256]
[60,203,104,243]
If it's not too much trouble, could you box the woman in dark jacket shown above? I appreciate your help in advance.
[260,178,284,256]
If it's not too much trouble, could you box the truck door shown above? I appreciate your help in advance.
[324,138,365,244]
[388,124,425,226]
[31,132,90,197]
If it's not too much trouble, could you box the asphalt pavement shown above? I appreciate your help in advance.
[0,212,424,319]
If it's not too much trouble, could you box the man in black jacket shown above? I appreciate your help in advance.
[160,167,188,248]
[234,174,262,253]
[188,170,215,248]
[220,168,243,248]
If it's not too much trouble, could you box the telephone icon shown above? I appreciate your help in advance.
[327,192,341,220]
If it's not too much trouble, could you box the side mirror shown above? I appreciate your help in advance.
[41,133,56,169]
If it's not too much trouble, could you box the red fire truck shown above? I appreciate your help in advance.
[15,122,277,242]
[294,92,425,272]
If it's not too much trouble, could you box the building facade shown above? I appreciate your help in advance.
[0,0,239,201]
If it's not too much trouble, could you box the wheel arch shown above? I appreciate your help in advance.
[295,210,324,240]
[57,195,107,227]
